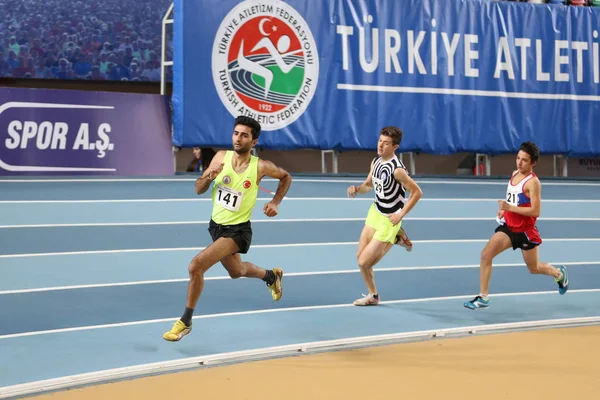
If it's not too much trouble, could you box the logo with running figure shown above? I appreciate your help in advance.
[212,0,319,131]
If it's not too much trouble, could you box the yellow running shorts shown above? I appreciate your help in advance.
[365,203,403,244]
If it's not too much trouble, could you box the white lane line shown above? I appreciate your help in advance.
[1,197,599,204]
[2,216,599,229]
[1,177,600,186]
[2,238,600,259]
[1,261,598,295]
[1,288,599,340]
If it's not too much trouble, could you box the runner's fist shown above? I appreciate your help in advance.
[498,200,511,211]
[264,202,278,217]
[208,163,224,180]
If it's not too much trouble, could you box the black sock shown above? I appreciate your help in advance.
[373,294,379,300]
[181,307,194,326]
[262,269,276,286]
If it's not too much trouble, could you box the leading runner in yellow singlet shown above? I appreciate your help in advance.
[163,116,292,342]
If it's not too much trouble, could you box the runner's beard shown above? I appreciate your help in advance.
[234,144,252,155]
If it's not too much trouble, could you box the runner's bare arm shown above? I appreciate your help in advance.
[195,150,226,195]
[349,159,375,197]
[259,159,292,206]
[392,168,423,219]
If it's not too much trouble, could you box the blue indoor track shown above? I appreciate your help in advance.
[0,176,599,398]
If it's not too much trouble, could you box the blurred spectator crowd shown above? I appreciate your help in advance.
[0,0,173,81]
[496,0,600,6]
[1,0,598,82]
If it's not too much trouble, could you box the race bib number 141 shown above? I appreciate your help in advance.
[217,185,243,212]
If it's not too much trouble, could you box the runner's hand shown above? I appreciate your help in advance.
[264,202,278,217]
[388,213,402,226]
[498,200,511,211]
[208,163,224,180]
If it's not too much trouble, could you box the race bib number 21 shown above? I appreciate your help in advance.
[217,185,243,212]
[506,190,518,206]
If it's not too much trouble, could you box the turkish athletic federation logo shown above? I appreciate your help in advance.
[212,0,319,131]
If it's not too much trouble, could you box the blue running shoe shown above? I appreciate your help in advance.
[556,265,569,295]
[464,295,489,310]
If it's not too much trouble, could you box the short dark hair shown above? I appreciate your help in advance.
[380,126,403,146]
[234,115,261,140]
[519,141,539,163]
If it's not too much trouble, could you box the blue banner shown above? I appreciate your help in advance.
[173,0,600,157]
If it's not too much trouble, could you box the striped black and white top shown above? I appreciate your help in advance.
[371,155,407,214]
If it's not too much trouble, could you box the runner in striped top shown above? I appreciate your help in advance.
[372,155,408,215]
[347,126,423,306]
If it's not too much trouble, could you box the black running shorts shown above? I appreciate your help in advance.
[208,219,253,254]
[495,224,541,251]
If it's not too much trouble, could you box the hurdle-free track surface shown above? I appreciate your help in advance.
[0,176,598,399]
